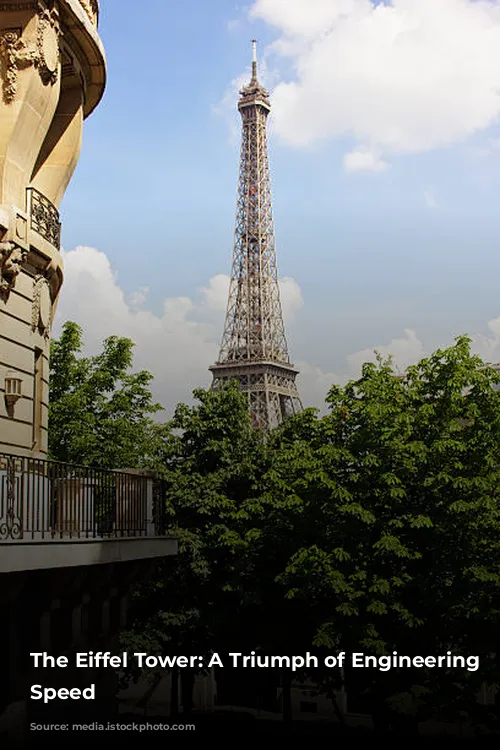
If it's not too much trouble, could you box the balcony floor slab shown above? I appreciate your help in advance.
[0,537,178,573]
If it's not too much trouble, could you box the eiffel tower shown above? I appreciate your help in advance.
[210,41,302,431]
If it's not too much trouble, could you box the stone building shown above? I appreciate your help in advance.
[0,0,104,456]
[0,3,177,743]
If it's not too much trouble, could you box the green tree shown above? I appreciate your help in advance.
[232,406,333,719]
[49,321,164,469]
[271,336,500,732]
[121,383,269,713]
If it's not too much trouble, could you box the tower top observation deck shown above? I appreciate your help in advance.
[238,40,271,111]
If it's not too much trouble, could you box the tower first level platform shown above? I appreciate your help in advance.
[210,359,302,431]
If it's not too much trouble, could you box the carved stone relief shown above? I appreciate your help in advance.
[0,242,28,301]
[32,274,51,337]
[0,29,37,104]
[0,1,60,104]
[36,0,60,85]
[80,0,99,26]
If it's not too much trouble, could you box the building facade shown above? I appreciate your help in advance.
[0,0,105,456]
[0,4,179,743]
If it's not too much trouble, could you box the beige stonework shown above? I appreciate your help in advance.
[0,0,106,456]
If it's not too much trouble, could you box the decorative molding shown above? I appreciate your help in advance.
[0,4,36,11]
[0,2,60,104]
[0,242,28,301]
[0,28,37,104]
[31,273,41,330]
[35,0,60,85]
[15,213,27,241]
[80,0,99,27]
[32,274,51,337]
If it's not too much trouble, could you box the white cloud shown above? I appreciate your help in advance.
[295,360,344,411]
[129,286,150,308]
[486,137,500,155]
[470,135,500,160]
[296,329,426,413]
[344,149,387,173]
[471,316,500,363]
[199,274,230,312]
[247,0,500,165]
[54,248,316,415]
[279,276,304,320]
[347,328,424,375]
[423,187,437,209]
[213,73,248,144]
[55,247,218,415]
[56,248,500,419]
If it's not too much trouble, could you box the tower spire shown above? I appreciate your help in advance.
[251,39,258,81]
[209,42,302,431]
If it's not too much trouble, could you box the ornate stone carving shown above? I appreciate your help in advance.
[32,274,51,337]
[0,3,60,104]
[36,0,60,85]
[80,0,99,26]
[0,242,28,300]
[0,29,37,104]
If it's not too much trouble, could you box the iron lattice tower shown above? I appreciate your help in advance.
[210,41,302,430]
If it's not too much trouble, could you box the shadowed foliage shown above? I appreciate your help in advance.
[50,327,500,733]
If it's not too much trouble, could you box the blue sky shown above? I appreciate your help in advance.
[56,0,500,413]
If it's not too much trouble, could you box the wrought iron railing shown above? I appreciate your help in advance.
[27,187,62,250]
[0,453,166,542]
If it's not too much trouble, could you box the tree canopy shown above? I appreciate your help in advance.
[50,325,500,733]
[267,336,500,727]
[49,321,164,469]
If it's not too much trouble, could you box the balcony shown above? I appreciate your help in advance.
[0,453,177,573]
[27,187,61,250]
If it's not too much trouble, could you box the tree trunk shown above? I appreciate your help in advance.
[180,670,195,716]
[331,694,345,725]
[282,670,292,723]
[170,666,179,717]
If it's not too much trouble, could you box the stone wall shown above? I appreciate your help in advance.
[0,0,105,457]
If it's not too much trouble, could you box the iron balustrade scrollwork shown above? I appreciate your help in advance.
[0,455,23,540]
[27,187,62,250]
[0,452,167,542]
